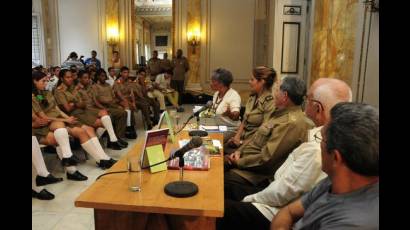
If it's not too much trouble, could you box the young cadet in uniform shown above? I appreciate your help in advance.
[113,66,138,139]
[225,66,277,154]
[224,77,313,197]
[32,71,89,179]
[55,69,122,151]
[127,73,159,130]
[139,69,167,112]
[52,69,117,169]
[93,69,128,141]
[76,70,126,149]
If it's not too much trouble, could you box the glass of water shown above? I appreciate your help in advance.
[128,155,142,192]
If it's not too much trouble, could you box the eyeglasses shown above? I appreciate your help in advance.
[313,131,324,143]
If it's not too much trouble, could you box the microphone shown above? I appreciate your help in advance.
[172,136,203,159]
[164,136,202,198]
[190,101,213,119]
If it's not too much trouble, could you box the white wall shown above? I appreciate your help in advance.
[209,0,254,83]
[57,0,102,64]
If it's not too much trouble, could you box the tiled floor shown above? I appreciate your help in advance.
[32,105,195,230]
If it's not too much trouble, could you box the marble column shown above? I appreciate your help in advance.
[118,0,134,69]
[105,0,119,67]
[310,0,359,86]
[185,0,202,91]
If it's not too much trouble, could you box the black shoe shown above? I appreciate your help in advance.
[117,138,128,147]
[109,158,118,165]
[125,127,137,139]
[36,174,63,186]
[66,171,88,181]
[61,157,77,167]
[177,107,185,112]
[32,189,55,200]
[107,141,123,150]
[97,159,116,169]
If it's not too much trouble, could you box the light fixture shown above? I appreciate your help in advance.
[107,25,119,47]
[187,28,200,54]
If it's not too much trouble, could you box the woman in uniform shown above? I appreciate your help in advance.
[32,71,88,180]
[112,66,137,139]
[224,66,277,154]
[92,69,128,141]
[33,71,116,170]
[75,70,125,150]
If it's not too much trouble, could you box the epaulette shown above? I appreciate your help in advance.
[261,95,273,105]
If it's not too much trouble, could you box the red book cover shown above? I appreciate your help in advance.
[167,145,210,171]
[141,128,169,168]
[143,128,169,150]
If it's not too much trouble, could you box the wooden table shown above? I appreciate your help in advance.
[75,132,224,230]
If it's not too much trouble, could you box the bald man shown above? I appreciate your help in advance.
[217,78,352,230]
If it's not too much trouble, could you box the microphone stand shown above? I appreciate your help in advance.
[164,155,199,198]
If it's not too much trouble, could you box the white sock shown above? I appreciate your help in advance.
[90,137,110,160]
[66,166,77,174]
[101,115,118,142]
[32,164,43,193]
[96,127,106,138]
[81,139,103,163]
[32,136,50,177]
[126,109,131,126]
[56,147,78,174]
[54,128,74,158]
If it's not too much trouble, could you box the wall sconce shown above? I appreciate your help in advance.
[187,28,200,54]
[107,26,119,48]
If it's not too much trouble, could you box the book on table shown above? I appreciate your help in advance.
[167,139,211,171]
[140,128,169,173]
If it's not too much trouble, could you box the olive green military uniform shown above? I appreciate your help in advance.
[228,106,313,186]
[76,83,101,115]
[77,82,127,138]
[147,58,162,81]
[241,90,275,139]
[54,83,97,126]
[32,91,82,140]
[171,57,189,99]
[92,82,127,138]
[224,90,275,154]
[31,106,49,141]
[112,79,136,126]
[160,58,172,72]
[128,81,160,127]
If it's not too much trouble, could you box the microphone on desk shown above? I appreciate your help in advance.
[164,136,203,198]
[189,101,213,120]
[171,136,203,159]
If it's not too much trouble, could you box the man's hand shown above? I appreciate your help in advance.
[32,117,50,128]
[222,106,231,117]
[227,151,241,165]
[227,135,241,147]
[65,116,78,124]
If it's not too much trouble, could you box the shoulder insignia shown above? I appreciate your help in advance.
[265,95,273,101]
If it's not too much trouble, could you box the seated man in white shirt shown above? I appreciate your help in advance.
[153,69,184,112]
[217,78,352,230]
